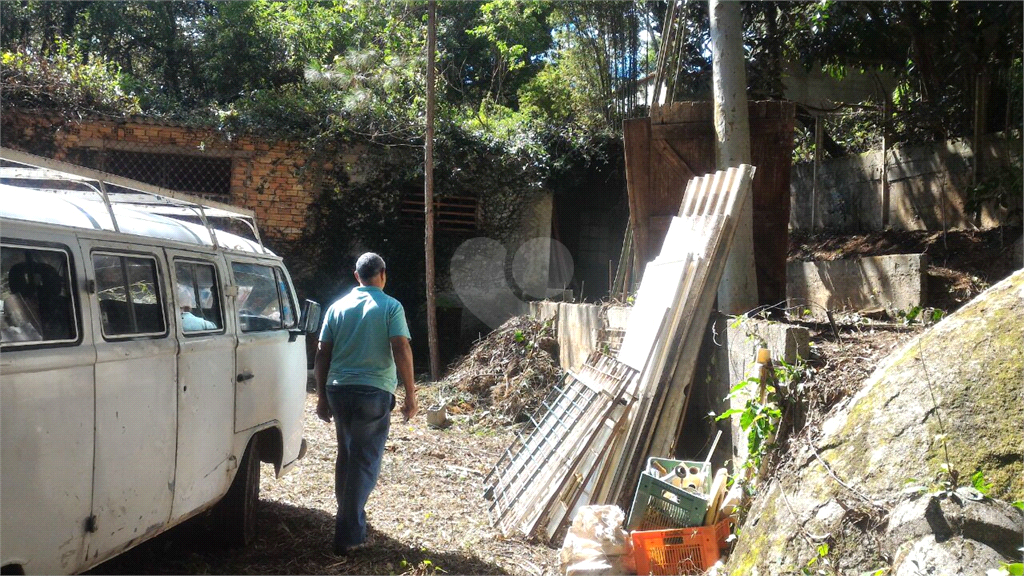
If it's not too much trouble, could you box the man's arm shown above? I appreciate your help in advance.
[314,340,333,423]
[390,335,417,421]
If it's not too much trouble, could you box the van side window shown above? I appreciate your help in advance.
[1,244,78,346]
[174,261,222,333]
[275,268,297,329]
[93,253,166,337]
[231,262,295,332]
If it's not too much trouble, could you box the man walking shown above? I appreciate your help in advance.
[314,252,418,554]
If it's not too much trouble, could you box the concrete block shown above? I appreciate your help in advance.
[725,318,811,389]
[529,301,560,323]
[724,318,811,466]
[787,254,927,321]
[604,306,631,331]
[557,303,602,372]
[528,303,631,372]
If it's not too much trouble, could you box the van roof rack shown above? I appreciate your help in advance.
[0,146,265,252]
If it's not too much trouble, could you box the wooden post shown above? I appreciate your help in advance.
[972,72,986,186]
[881,100,890,229]
[424,0,441,382]
[812,114,822,232]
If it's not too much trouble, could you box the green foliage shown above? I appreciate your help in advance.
[465,1,552,107]
[789,2,1023,145]
[896,305,945,327]
[1,39,140,116]
[716,356,808,479]
[716,379,778,474]
[965,152,1024,225]
[801,542,838,576]
[970,469,993,496]
[991,563,1024,576]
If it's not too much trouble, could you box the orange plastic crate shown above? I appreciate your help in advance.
[631,518,733,576]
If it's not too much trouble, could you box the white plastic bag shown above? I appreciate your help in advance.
[559,505,632,575]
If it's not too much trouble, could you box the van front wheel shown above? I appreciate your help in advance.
[212,438,260,547]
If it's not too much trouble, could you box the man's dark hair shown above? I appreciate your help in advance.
[355,252,386,281]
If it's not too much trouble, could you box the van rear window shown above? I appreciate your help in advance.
[231,262,296,332]
[93,253,166,337]
[1,244,78,346]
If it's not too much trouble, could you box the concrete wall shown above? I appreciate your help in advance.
[787,253,928,320]
[782,61,893,110]
[723,318,811,468]
[528,302,630,372]
[791,138,1019,233]
[450,192,555,341]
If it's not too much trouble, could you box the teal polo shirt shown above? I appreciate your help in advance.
[319,286,411,394]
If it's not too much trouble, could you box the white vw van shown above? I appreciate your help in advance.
[0,149,320,575]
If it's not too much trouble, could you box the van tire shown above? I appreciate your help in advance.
[212,438,260,547]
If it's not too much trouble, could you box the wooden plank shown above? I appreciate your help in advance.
[623,117,653,266]
[524,387,631,538]
[616,256,690,371]
[652,118,794,141]
[543,399,631,541]
[653,139,696,181]
[649,168,755,459]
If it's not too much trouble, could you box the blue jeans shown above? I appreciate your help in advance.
[326,385,394,549]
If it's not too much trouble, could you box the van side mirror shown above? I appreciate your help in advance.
[300,300,322,334]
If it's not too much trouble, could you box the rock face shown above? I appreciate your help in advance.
[726,270,1024,575]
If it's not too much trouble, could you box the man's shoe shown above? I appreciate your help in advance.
[334,541,370,556]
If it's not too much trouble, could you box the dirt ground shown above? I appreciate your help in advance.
[88,227,1021,575]
[88,386,559,576]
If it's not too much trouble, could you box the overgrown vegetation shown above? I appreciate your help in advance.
[716,351,808,482]
[1,0,1020,311]
[441,315,561,424]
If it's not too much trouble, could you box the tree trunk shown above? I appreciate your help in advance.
[425,0,441,382]
[709,0,757,314]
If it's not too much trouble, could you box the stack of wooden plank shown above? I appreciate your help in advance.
[604,165,756,507]
[484,166,755,540]
[484,351,638,540]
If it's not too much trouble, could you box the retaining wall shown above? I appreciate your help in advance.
[787,253,928,321]
[790,137,1019,233]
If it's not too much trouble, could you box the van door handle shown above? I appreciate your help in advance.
[236,372,254,383]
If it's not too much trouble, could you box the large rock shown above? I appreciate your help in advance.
[726,270,1024,575]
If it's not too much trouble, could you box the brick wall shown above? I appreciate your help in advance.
[2,110,315,241]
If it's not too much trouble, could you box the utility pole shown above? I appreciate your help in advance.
[709,0,757,314]
[424,0,441,381]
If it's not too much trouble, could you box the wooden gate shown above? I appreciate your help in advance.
[623,101,795,306]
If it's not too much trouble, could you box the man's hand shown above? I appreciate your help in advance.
[314,340,333,424]
[401,394,419,422]
[316,396,332,423]
[390,335,417,422]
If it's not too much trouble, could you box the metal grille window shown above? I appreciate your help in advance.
[71,148,231,196]
[401,192,479,233]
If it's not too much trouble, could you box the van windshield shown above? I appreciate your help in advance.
[232,262,296,332]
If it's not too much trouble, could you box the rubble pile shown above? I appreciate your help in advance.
[442,315,561,423]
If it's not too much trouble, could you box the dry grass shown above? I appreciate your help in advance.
[87,387,561,576]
